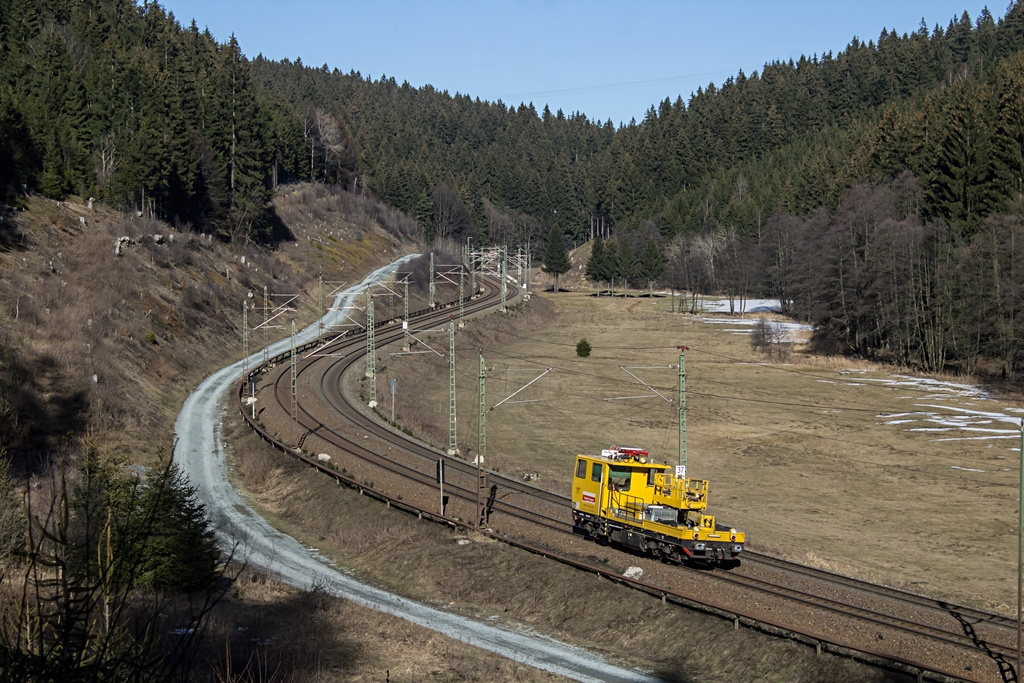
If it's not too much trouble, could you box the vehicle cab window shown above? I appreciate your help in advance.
[608,466,632,491]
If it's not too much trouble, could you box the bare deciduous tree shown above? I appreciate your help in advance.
[430,186,470,242]
[750,317,792,360]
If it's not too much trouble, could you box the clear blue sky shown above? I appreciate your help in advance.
[160,0,994,126]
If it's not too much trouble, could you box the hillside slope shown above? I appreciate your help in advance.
[0,183,412,472]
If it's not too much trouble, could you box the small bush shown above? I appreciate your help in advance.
[751,317,793,361]
[576,338,591,357]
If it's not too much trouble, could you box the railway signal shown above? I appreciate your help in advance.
[390,377,396,422]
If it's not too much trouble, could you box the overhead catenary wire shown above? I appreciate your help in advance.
[466,394,1019,491]
[387,294,1018,487]
[473,345,996,421]
[472,319,1004,405]
[435,378,1017,490]
[415,339,1022,487]
[438,342,1016,443]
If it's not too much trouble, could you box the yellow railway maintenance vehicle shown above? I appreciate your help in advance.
[571,447,744,565]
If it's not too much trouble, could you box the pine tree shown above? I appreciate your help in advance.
[926,79,997,234]
[616,239,637,293]
[585,236,606,285]
[132,461,220,592]
[639,237,666,296]
[541,224,571,293]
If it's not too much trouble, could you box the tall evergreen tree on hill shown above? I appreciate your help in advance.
[615,238,637,293]
[926,78,996,233]
[639,237,666,297]
[991,53,1024,207]
[542,224,571,293]
[585,236,606,287]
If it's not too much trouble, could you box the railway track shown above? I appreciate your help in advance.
[241,269,1015,683]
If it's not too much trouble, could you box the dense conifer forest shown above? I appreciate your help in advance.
[2,0,1024,377]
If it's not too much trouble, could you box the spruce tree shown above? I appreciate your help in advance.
[603,238,617,295]
[926,79,997,233]
[541,224,571,292]
[991,53,1024,205]
[616,238,637,294]
[134,461,220,592]
[639,237,666,297]
[585,236,606,286]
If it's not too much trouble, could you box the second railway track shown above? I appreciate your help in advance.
[241,268,1015,683]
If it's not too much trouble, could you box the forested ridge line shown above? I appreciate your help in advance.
[249,3,1024,241]
[2,1,1024,377]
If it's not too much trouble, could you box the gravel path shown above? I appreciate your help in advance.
[173,255,658,683]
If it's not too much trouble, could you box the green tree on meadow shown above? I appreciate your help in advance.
[639,237,666,297]
[585,236,606,288]
[615,238,637,294]
[542,224,571,292]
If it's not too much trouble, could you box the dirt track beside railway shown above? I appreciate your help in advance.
[176,260,676,683]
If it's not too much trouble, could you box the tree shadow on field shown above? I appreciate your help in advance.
[0,343,88,476]
[943,601,1016,682]
[263,206,295,245]
[0,206,27,252]
[648,671,697,683]
[196,575,362,682]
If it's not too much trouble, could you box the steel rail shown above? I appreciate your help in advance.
[238,271,993,683]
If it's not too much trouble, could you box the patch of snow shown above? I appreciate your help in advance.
[699,297,784,314]
[933,435,1020,442]
[847,371,1024,458]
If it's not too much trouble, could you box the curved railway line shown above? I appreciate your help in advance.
[240,270,1018,683]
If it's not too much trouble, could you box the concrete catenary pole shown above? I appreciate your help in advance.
[429,251,435,309]
[478,352,488,526]
[317,275,324,338]
[242,302,248,376]
[262,285,269,364]
[500,247,507,312]
[448,321,457,455]
[677,345,689,472]
[290,320,297,422]
[403,277,410,352]
[366,292,376,407]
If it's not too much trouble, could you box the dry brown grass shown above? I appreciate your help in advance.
[0,188,411,473]
[0,186,457,681]
[189,567,568,683]
[224,405,889,682]
[375,288,1024,615]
